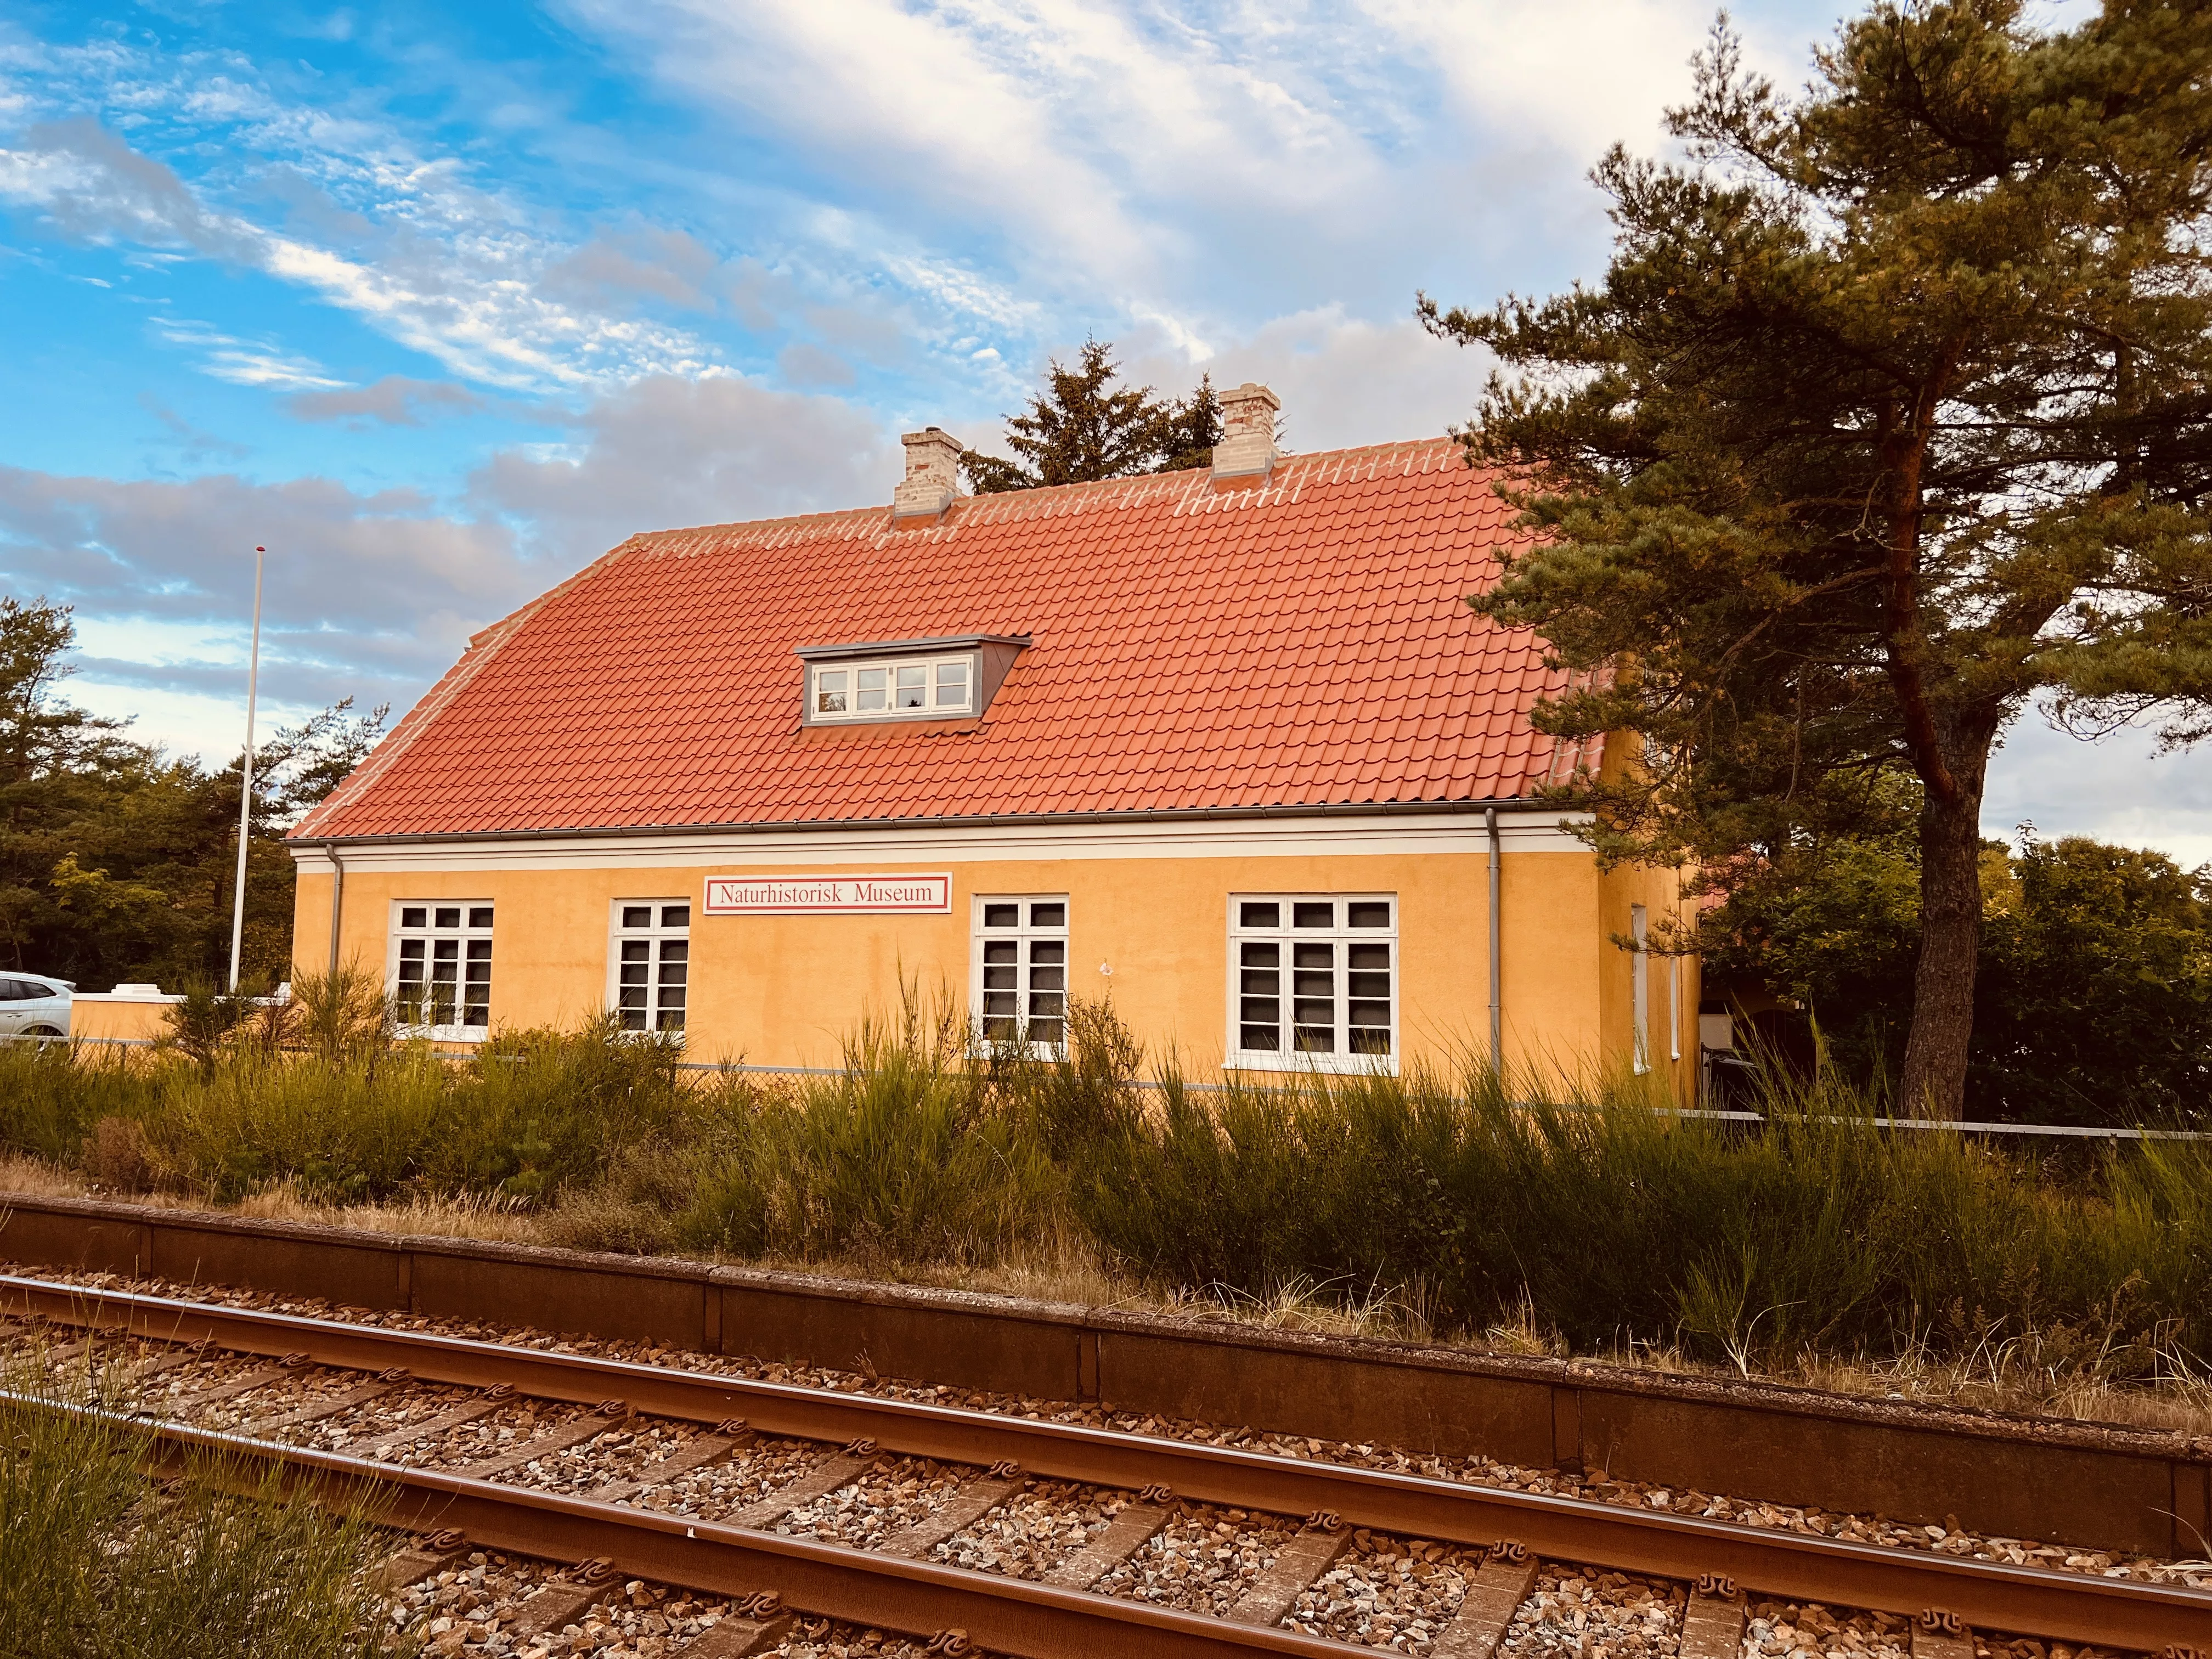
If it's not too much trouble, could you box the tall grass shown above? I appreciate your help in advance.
[677,994,1064,1267]
[4,996,2209,1386]
[0,1015,749,1205]
[0,1352,388,1658]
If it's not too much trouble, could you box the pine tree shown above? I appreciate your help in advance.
[962,340,1171,493]
[1421,1,2212,1116]
[1155,374,1224,472]
[962,345,1226,490]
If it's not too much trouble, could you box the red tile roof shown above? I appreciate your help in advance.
[295,438,1601,839]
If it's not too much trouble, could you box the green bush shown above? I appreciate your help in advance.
[678,999,1063,1267]
[1700,830,2212,1126]
[4,998,2209,1384]
[0,1017,745,1206]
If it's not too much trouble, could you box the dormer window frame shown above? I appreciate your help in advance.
[795,634,1030,727]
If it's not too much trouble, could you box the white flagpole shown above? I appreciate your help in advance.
[227,544,266,994]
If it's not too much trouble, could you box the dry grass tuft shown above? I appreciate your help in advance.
[230,1182,549,1244]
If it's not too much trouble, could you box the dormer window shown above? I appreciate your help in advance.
[795,634,1030,726]
[813,655,972,718]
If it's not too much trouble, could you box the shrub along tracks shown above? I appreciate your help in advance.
[2,1272,2205,1657]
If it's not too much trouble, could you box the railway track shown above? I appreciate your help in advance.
[2,1271,2206,1658]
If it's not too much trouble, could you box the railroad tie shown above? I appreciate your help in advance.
[172,1353,313,1412]
[1230,1511,1350,1627]
[587,1419,757,1504]
[367,1386,515,1458]
[456,1399,632,1481]
[674,1591,791,1657]
[1910,1609,1975,1659]
[1039,1490,1175,1590]
[370,1528,471,1593]
[729,1440,881,1529]
[126,1345,213,1385]
[503,1557,623,1642]
[1429,1544,1539,1659]
[1678,1574,1747,1659]
[882,1461,1024,1559]
[249,1369,409,1436]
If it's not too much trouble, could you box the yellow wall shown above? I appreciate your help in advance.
[293,848,1699,1098]
[70,996,177,1043]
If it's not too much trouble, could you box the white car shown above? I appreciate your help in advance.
[0,974,73,1040]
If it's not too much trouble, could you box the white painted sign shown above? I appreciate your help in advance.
[703,874,953,915]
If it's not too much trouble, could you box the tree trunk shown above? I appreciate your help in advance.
[1898,720,1996,1119]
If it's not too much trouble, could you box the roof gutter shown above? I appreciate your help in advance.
[288,795,1557,850]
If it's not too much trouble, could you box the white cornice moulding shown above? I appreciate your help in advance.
[287,811,1593,874]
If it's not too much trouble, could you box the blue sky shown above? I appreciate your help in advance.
[5,0,2202,861]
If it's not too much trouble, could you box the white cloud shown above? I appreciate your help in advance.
[562,0,1392,295]
[0,371,898,756]
[0,114,728,392]
[1355,1,1723,160]
[1112,303,1481,452]
[540,222,718,312]
[0,465,524,715]
[64,679,324,769]
[286,376,487,426]
[473,373,898,565]
[1984,716,2212,870]
[153,319,346,390]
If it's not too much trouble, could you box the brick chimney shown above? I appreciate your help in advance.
[1211,382,1280,487]
[893,427,964,520]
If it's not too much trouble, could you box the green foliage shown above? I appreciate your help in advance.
[7,1001,2212,1381]
[1705,830,2212,1124]
[961,341,1225,491]
[1420,1,2212,1115]
[0,594,385,990]
[0,1356,387,1658]
[678,996,1063,1267]
[161,981,258,1076]
[287,961,397,1063]
[0,1018,737,1206]
[1977,838,2212,1119]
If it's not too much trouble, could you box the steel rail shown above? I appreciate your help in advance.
[8,1274,2210,1649]
[0,1392,1344,1659]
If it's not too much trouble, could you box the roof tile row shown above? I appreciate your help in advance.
[296,439,1598,839]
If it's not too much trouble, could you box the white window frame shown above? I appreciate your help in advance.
[1631,904,1651,1075]
[1226,894,1398,1076]
[608,900,691,1037]
[970,894,1069,1057]
[388,900,495,1041]
[809,653,975,723]
[1669,952,1682,1063]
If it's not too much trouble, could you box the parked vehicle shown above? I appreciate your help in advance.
[0,974,72,1039]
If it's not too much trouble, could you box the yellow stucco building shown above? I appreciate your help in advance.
[287,387,1696,1090]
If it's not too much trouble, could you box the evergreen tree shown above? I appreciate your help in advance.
[0,594,385,988]
[1155,374,1224,472]
[962,343,1226,490]
[1421,0,2212,1116]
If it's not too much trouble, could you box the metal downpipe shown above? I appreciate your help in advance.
[325,844,346,974]
[1485,806,1503,1077]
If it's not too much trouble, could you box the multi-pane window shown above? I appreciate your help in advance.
[394,904,493,1034]
[612,902,689,1033]
[811,654,972,720]
[1229,895,1396,1069]
[973,896,1068,1051]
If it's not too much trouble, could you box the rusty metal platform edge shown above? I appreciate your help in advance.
[3,1189,2204,1558]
